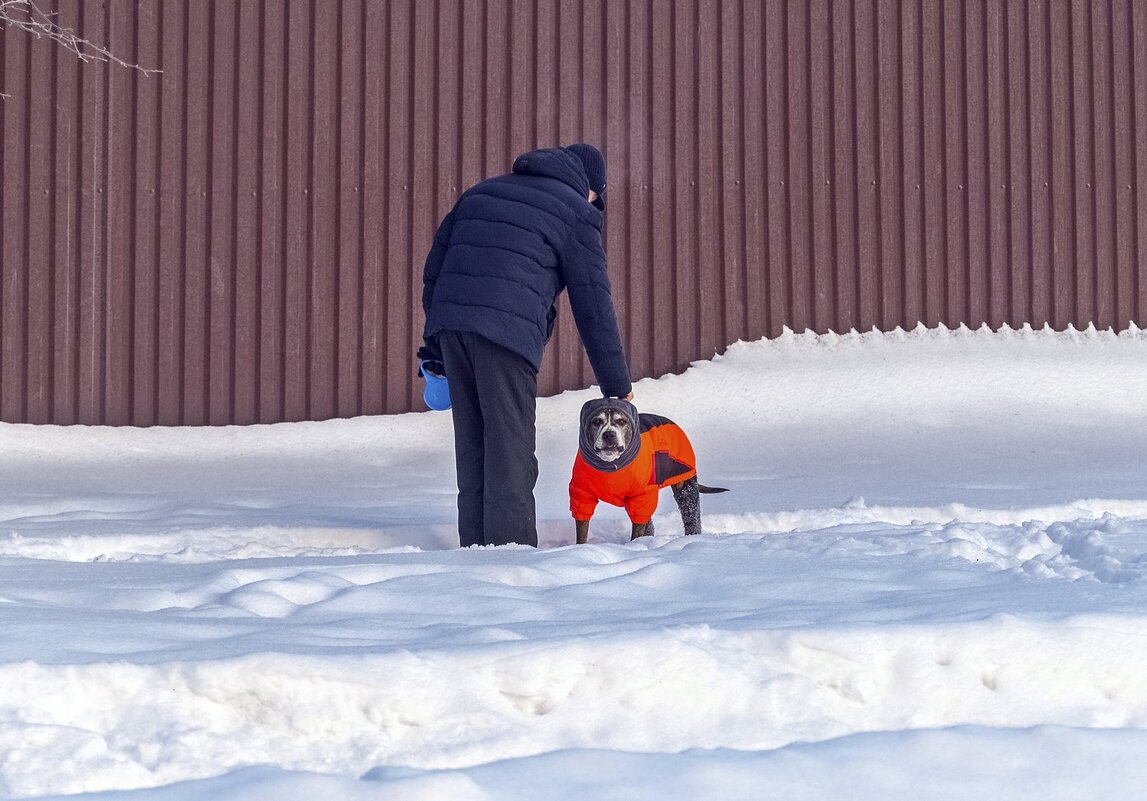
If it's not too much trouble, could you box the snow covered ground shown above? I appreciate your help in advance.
[1,324,1146,800]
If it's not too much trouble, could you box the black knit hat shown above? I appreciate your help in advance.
[564,143,606,210]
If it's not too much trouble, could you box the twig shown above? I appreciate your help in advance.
[0,0,160,77]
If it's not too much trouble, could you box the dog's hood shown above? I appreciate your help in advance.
[578,398,641,472]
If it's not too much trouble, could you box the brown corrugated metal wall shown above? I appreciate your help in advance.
[2,0,1145,425]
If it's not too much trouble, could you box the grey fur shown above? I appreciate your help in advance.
[671,477,703,536]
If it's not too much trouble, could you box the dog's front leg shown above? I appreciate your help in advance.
[575,519,590,545]
[630,520,654,540]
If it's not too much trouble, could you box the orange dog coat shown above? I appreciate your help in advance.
[569,414,697,524]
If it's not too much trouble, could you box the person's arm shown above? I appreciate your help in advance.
[419,206,457,365]
[422,207,457,322]
[558,211,633,398]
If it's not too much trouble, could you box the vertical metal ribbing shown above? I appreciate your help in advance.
[2,0,1146,425]
[0,10,6,423]
[1130,0,1144,324]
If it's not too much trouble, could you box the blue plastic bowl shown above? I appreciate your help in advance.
[420,361,451,411]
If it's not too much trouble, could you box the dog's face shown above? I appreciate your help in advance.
[587,408,635,463]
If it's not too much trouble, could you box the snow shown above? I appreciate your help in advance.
[1,322,1146,800]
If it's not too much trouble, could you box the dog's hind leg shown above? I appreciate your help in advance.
[672,477,703,536]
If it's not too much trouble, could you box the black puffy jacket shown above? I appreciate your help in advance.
[421,147,632,398]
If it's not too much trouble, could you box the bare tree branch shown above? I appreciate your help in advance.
[0,0,160,97]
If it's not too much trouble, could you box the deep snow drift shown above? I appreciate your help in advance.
[1,324,1146,800]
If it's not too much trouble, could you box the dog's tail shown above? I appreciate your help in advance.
[697,483,729,494]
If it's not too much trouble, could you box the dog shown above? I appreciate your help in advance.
[569,398,727,543]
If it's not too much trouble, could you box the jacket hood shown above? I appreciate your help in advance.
[578,398,641,472]
[512,148,594,203]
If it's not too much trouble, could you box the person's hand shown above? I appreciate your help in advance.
[419,360,445,378]
[622,392,634,401]
[417,344,445,378]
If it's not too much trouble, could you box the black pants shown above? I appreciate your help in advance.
[438,330,538,547]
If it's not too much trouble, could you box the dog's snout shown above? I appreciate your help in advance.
[601,428,618,444]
